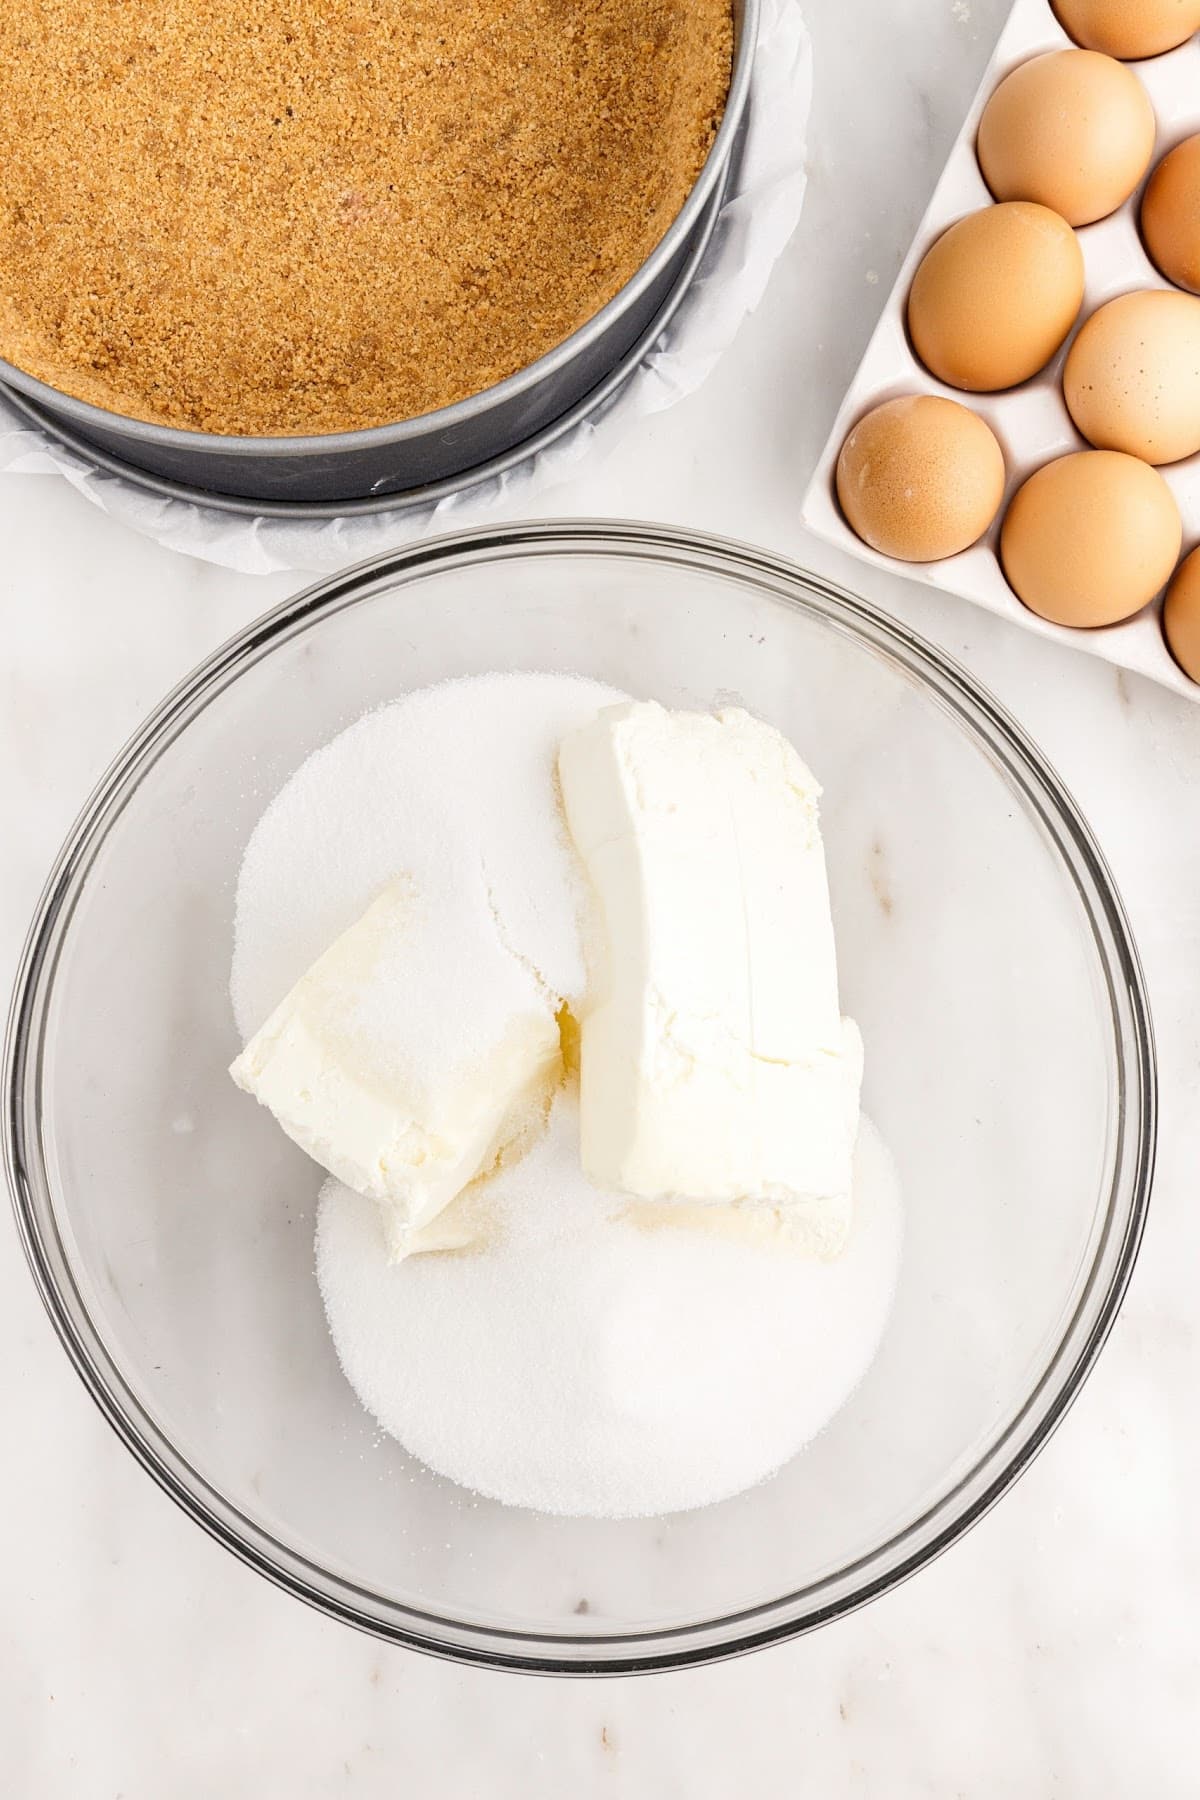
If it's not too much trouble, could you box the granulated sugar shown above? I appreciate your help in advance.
[231,671,625,1041]
[317,1090,902,1518]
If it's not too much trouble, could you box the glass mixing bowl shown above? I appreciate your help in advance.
[4,523,1154,1673]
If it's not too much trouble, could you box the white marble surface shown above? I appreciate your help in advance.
[3,0,1199,1792]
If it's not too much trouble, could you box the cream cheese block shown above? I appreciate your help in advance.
[229,879,563,1260]
[558,700,862,1255]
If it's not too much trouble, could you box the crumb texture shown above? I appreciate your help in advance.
[0,0,732,434]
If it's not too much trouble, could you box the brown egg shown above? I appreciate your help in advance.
[907,204,1084,392]
[1064,290,1200,464]
[1052,0,1200,58]
[1164,545,1200,680]
[836,395,1006,563]
[977,50,1156,225]
[1000,450,1181,625]
[1142,135,1200,293]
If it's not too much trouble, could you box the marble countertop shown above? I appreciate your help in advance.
[4,0,1199,1792]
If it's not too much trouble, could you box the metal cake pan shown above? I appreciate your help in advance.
[0,0,756,508]
[1,128,735,522]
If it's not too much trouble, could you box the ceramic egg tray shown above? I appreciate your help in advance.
[801,0,1200,705]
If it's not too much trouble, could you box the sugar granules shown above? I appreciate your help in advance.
[231,671,624,1042]
[318,1090,902,1518]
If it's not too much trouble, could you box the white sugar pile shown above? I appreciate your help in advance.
[317,1091,902,1518]
[232,671,904,1520]
[231,670,626,1041]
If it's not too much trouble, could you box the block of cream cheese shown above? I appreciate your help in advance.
[229,879,562,1260]
[558,701,862,1255]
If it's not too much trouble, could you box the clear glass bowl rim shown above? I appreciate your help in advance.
[3,520,1156,1676]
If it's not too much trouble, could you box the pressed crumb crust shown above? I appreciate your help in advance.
[0,0,732,436]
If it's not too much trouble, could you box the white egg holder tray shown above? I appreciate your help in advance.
[801,0,1200,705]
